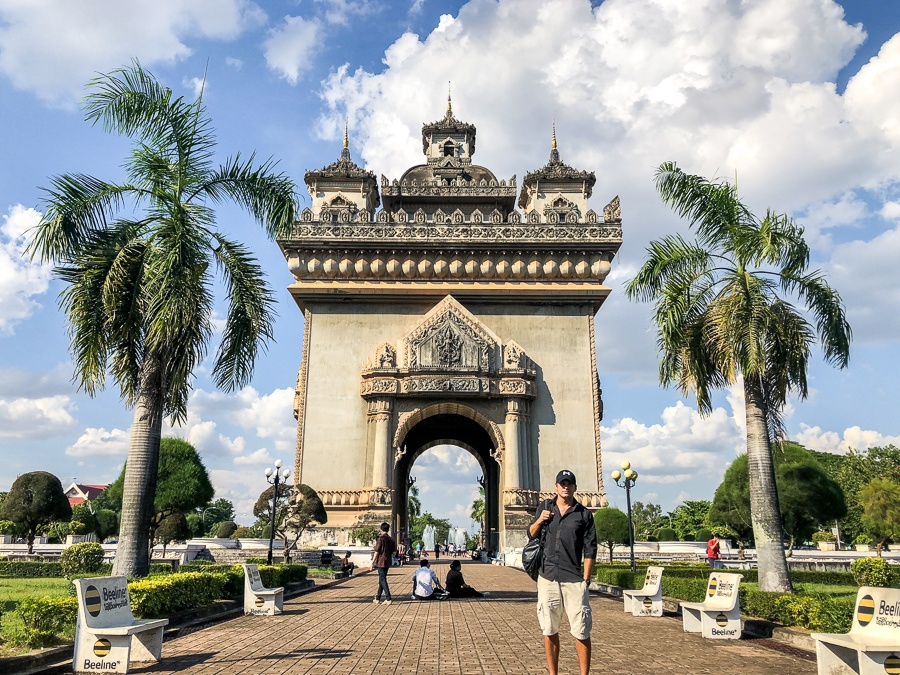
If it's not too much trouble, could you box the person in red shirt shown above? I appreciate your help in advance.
[706,534,721,568]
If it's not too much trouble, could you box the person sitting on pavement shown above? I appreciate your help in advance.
[340,551,355,578]
[412,559,448,600]
[445,560,489,598]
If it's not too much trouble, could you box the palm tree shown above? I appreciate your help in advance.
[407,484,421,528]
[626,162,851,592]
[469,486,485,548]
[28,62,298,577]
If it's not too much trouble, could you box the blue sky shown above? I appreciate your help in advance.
[1,0,899,528]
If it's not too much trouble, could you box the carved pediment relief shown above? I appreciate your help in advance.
[403,296,500,372]
[368,342,397,370]
[502,340,531,370]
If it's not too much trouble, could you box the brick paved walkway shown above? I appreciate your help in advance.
[134,561,816,674]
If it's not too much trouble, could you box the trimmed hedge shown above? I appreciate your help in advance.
[0,560,178,579]
[0,561,66,578]
[594,564,855,632]
[60,542,105,577]
[0,596,78,648]
[595,563,855,587]
[129,572,226,618]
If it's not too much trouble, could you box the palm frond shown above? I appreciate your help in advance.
[30,175,135,262]
[781,270,851,368]
[654,161,754,253]
[199,154,299,238]
[210,234,277,391]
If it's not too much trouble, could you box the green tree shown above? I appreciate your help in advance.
[626,162,851,592]
[94,509,119,541]
[469,486,485,545]
[710,443,847,551]
[350,525,380,546]
[107,438,214,548]
[813,445,900,544]
[669,500,712,541]
[861,478,900,557]
[410,512,452,548]
[408,484,422,531]
[594,508,629,563]
[630,501,664,541]
[28,62,298,577]
[254,484,326,562]
[155,512,191,556]
[215,521,238,538]
[0,472,72,553]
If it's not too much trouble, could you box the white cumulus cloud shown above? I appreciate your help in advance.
[0,395,76,439]
[65,427,130,457]
[0,205,51,334]
[796,424,900,454]
[263,15,321,85]
[0,0,266,105]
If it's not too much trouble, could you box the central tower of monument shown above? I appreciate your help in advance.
[277,100,622,549]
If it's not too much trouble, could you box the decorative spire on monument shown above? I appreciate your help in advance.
[446,82,452,118]
[550,121,560,163]
[340,118,351,161]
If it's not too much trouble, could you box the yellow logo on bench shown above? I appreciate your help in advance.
[707,578,717,597]
[716,613,728,627]
[884,653,900,674]
[255,597,265,607]
[85,586,102,617]
[643,597,652,610]
[93,639,111,657]
[857,594,875,627]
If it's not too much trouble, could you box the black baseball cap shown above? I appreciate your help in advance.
[555,470,576,484]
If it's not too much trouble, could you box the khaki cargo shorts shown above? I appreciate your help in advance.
[536,576,592,640]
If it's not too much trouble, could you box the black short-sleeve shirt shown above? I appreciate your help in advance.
[527,497,597,583]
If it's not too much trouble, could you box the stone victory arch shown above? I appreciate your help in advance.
[277,100,622,549]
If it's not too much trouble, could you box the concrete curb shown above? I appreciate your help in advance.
[0,574,358,675]
[589,580,816,652]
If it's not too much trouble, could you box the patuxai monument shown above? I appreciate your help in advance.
[277,97,622,549]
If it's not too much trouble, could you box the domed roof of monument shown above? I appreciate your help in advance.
[518,125,596,209]
[399,163,499,184]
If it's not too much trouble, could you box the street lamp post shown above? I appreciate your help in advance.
[264,459,291,566]
[611,460,639,573]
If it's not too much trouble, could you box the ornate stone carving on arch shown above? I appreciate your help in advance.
[402,295,501,372]
[392,402,504,467]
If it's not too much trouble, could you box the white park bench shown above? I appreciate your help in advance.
[680,572,743,639]
[812,586,900,674]
[243,563,284,615]
[622,566,664,617]
[73,576,168,675]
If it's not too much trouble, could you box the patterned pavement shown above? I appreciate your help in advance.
[131,560,817,674]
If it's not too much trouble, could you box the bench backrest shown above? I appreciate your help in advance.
[74,576,136,629]
[640,566,664,594]
[701,573,742,610]
[243,564,267,592]
[849,586,900,639]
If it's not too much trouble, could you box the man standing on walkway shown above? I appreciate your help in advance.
[706,533,721,568]
[528,470,597,675]
[372,522,397,605]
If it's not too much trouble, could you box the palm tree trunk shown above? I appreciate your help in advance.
[112,353,165,578]
[744,376,793,593]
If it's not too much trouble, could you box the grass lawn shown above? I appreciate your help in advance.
[0,577,70,612]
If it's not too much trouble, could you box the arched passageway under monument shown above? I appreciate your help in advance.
[393,410,501,552]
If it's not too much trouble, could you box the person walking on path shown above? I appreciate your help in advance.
[372,522,397,605]
[706,534,721,568]
[528,469,598,675]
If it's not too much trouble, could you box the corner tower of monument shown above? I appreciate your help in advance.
[278,103,622,549]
